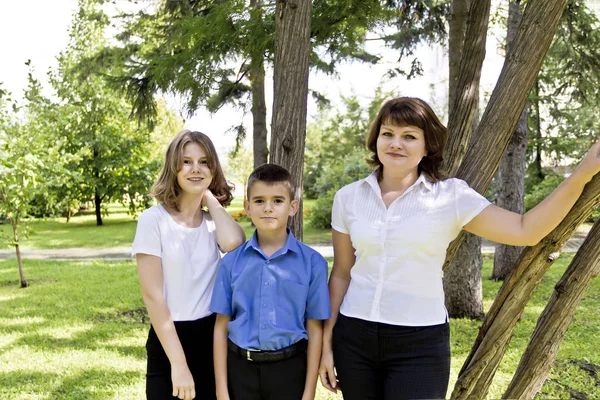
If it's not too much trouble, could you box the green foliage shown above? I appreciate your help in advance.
[308,153,371,229]
[0,70,74,247]
[524,171,565,212]
[527,0,600,176]
[47,0,183,224]
[304,89,390,198]
[98,0,448,146]
[226,145,254,200]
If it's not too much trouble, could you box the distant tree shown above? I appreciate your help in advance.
[51,0,179,225]
[227,146,254,202]
[0,71,71,287]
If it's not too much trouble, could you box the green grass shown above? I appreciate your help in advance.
[1,254,599,399]
[0,201,332,250]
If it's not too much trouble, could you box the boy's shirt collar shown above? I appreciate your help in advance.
[243,228,300,258]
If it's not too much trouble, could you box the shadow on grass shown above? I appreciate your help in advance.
[0,368,143,400]
[47,369,142,400]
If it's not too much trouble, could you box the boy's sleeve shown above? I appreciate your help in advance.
[210,252,234,316]
[305,253,331,320]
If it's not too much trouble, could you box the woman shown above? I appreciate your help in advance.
[318,97,600,400]
[132,129,245,400]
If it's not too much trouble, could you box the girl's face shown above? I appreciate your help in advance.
[176,142,212,195]
[376,123,427,174]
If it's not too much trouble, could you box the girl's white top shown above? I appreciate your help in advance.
[132,204,220,321]
[332,172,491,326]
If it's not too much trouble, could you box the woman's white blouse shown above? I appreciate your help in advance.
[331,172,491,326]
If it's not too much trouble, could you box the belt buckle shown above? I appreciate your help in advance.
[246,349,252,361]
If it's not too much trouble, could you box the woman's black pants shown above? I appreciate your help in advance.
[333,313,451,400]
[145,314,217,399]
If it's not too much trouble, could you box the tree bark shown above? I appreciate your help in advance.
[250,0,268,169]
[503,217,600,399]
[442,0,491,176]
[251,59,268,169]
[12,223,27,288]
[269,0,312,241]
[444,232,484,319]
[531,79,545,182]
[443,0,488,319]
[493,0,527,281]
[448,0,470,113]
[94,191,103,226]
[451,175,600,399]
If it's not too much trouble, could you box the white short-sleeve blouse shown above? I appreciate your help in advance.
[132,205,220,321]
[331,172,491,326]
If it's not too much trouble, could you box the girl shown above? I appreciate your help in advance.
[318,97,600,399]
[132,129,245,400]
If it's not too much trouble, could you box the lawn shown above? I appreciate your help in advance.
[1,255,599,399]
[0,200,332,250]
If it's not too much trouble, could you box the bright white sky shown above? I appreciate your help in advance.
[0,0,516,159]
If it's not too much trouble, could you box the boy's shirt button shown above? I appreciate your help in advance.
[265,260,270,264]
[262,325,266,329]
[263,303,267,308]
[264,282,269,286]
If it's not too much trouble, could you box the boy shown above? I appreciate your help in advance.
[210,163,331,400]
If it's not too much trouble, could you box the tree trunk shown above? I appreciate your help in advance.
[503,217,600,399]
[249,0,268,169]
[442,0,491,176]
[95,191,103,226]
[12,223,27,288]
[492,0,527,281]
[451,175,600,399]
[442,0,568,274]
[269,0,312,241]
[443,0,488,319]
[251,59,268,169]
[531,79,545,182]
[448,0,470,113]
[444,232,484,319]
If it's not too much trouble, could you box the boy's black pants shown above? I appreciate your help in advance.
[227,340,307,400]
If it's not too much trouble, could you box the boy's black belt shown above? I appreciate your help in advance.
[228,339,307,363]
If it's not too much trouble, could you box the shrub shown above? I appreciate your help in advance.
[308,153,371,229]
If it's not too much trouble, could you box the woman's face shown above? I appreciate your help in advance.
[376,123,427,174]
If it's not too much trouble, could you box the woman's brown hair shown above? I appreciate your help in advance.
[151,129,234,210]
[366,97,447,182]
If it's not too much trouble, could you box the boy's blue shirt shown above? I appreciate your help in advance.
[210,228,331,351]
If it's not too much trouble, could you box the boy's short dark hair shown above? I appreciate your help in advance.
[247,164,296,200]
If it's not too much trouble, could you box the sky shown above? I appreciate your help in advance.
[0,0,518,160]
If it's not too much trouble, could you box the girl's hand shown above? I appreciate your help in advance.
[171,361,195,399]
[576,138,600,180]
[319,347,339,394]
[201,188,218,208]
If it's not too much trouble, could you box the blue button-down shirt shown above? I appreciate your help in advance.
[210,230,331,351]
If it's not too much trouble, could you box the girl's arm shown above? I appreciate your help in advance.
[203,190,246,252]
[302,319,323,400]
[214,313,231,400]
[136,254,195,400]
[465,139,600,246]
[319,229,355,394]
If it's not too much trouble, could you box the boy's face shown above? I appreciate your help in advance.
[244,182,299,234]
